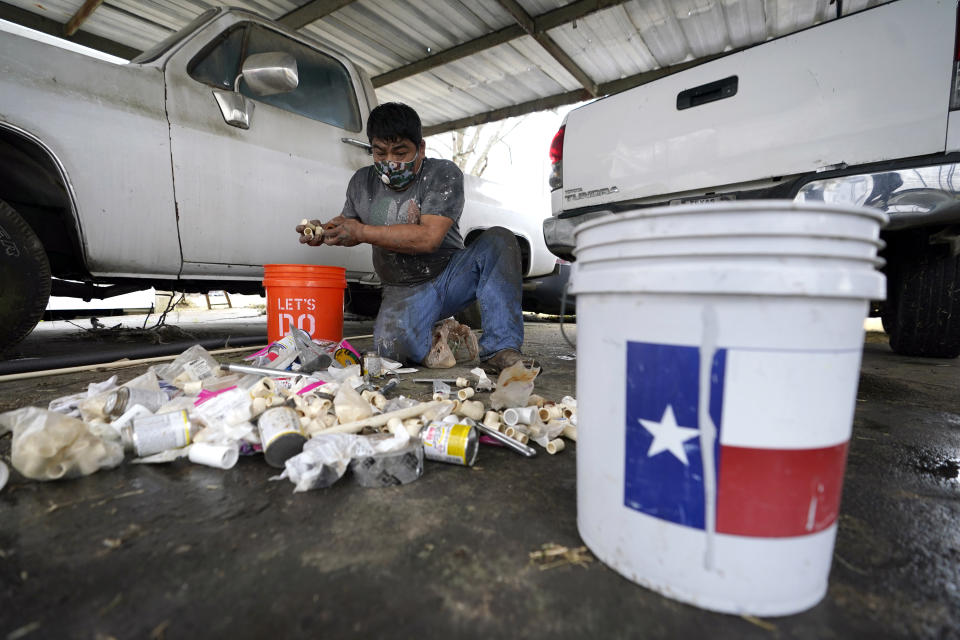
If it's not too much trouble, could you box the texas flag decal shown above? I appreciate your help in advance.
[624,341,850,538]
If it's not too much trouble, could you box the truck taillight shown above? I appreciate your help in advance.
[549,125,564,190]
[951,3,960,109]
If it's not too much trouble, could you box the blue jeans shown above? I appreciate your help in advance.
[374,226,524,364]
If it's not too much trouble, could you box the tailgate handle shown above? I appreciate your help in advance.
[676,75,738,111]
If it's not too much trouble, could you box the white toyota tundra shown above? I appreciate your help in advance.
[545,0,960,358]
[0,8,555,351]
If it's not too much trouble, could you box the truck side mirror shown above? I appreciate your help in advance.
[211,52,299,129]
[239,52,299,96]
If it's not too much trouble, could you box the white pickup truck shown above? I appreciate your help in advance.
[0,8,555,351]
[545,0,960,358]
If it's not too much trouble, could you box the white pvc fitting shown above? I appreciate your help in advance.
[546,438,565,455]
[502,406,536,426]
[455,377,469,388]
[372,393,387,411]
[386,417,404,436]
[539,405,563,422]
[0,461,8,492]
[457,387,475,401]
[432,392,448,402]
[459,400,485,421]
[250,378,276,398]
[527,394,546,408]
[252,397,268,414]
[504,425,517,438]
[183,380,203,396]
[189,443,240,469]
[482,410,501,429]
[561,424,578,442]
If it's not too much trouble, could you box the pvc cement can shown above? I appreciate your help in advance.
[258,406,306,468]
[420,422,478,466]
[127,410,194,457]
[104,387,168,417]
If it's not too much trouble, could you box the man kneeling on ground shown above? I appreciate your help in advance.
[296,102,534,373]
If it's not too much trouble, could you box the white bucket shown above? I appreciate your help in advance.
[570,201,886,617]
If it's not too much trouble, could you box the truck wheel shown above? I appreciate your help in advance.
[0,200,51,352]
[882,235,960,358]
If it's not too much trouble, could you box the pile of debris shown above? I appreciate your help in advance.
[0,329,578,494]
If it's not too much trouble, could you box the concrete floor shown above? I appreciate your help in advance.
[0,315,959,639]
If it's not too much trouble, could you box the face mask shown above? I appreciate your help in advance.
[374,151,419,189]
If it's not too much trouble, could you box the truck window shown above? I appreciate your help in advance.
[188,25,246,89]
[241,24,362,132]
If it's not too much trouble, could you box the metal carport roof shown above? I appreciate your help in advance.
[0,0,890,135]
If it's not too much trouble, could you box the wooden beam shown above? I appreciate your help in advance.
[278,0,357,30]
[64,0,103,37]
[372,0,629,88]
[422,52,729,137]
[0,1,141,59]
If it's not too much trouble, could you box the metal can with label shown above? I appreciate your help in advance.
[419,421,479,466]
[257,406,306,468]
[124,410,196,457]
[104,387,169,418]
[363,351,382,378]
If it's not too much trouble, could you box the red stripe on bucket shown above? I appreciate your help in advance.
[263,264,347,344]
[716,442,848,538]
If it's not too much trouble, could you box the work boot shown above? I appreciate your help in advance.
[484,348,542,374]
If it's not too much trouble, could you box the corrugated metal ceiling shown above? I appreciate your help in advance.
[0,0,892,134]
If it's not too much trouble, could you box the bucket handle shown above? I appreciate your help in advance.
[559,281,576,350]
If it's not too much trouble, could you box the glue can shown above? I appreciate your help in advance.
[104,387,168,418]
[123,410,196,457]
[257,406,306,468]
[419,421,478,466]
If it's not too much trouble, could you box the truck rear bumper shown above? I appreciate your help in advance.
[543,211,612,261]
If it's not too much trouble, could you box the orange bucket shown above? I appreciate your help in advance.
[262,264,347,344]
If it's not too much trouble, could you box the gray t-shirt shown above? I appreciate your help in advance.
[342,157,466,286]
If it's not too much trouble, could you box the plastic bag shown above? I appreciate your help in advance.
[489,360,540,410]
[154,344,221,386]
[333,384,373,424]
[48,375,118,418]
[0,407,124,481]
[277,429,411,492]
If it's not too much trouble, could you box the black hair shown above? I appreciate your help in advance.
[366,102,422,146]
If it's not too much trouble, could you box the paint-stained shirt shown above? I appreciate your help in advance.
[342,158,466,286]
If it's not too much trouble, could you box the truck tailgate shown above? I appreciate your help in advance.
[561,0,955,211]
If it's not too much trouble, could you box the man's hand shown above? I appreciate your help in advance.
[296,219,325,247]
[322,216,364,247]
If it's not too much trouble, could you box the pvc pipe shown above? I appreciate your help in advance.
[0,336,266,378]
[546,438,565,455]
[457,387,475,401]
[188,443,239,469]
[318,400,444,435]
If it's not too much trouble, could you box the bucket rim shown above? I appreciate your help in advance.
[573,231,885,254]
[263,263,347,273]
[574,201,889,236]
[574,252,886,269]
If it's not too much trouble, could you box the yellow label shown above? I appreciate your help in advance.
[447,424,469,462]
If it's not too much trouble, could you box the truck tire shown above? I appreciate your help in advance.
[0,200,51,352]
[882,236,960,358]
